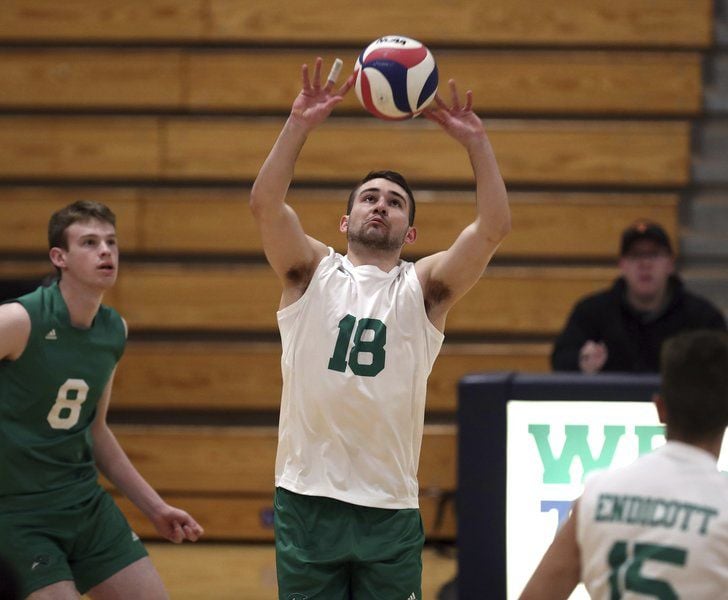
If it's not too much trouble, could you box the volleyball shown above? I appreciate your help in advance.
[354,35,438,120]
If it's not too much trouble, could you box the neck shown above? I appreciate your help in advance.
[346,243,402,272]
[58,277,104,329]
[626,288,667,312]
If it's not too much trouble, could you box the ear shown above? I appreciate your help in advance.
[404,226,417,245]
[49,247,66,271]
[653,393,668,424]
[339,215,349,233]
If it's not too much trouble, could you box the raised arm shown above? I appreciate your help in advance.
[250,58,354,304]
[416,80,511,330]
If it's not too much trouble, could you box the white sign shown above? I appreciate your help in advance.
[506,401,728,599]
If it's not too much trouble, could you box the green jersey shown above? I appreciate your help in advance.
[0,282,126,510]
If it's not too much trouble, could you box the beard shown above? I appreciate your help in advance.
[347,222,407,252]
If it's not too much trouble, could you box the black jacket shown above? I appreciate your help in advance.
[551,276,727,373]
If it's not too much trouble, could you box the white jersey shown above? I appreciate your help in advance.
[577,441,728,599]
[275,248,444,509]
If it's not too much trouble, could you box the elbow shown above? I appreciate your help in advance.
[249,187,274,223]
[249,187,263,217]
[487,210,512,245]
[497,211,512,241]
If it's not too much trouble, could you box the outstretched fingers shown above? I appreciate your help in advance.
[301,62,312,93]
[428,82,474,117]
[448,79,462,110]
[301,57,324,94]
[463,89,473,112]
[324,58,343,92]
[337,72,356,97]
[303,57,353,102]
[324,58,355,99]
[434,93,449,111]
[312,57,323,90]
[423,104,446,125]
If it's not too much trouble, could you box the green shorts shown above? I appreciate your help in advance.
[0,486,148,598]
[274,487,424,600]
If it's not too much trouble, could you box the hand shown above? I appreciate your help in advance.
[289,57,355,132]
[578,340,608,374]
[423,79,486,150]
[150,504,204,543]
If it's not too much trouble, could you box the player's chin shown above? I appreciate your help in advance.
[92,271,118,289]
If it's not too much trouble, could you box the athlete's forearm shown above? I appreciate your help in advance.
[468,134,510,244]
[250,118,310,217]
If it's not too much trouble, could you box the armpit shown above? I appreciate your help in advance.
[424,278,452,313]
[285,261,315,289]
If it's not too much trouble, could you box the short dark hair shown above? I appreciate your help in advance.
[347,170,416,226]
[48,200,116,279]
[48,200,116,251]
[660,330,728,441]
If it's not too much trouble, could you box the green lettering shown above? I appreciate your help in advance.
[697,506,718,535]
[634,425,665,456]
[528,424,626,484]
[596,494,613,521]
[612,496,625,521]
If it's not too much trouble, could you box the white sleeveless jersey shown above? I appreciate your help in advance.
[275,248,444,509]
[577,441,728,599]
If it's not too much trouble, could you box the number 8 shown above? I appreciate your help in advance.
[47,379,89,430]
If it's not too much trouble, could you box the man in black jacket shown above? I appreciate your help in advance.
[551,220,727,373]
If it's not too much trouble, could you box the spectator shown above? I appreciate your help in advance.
[551,220,726,373]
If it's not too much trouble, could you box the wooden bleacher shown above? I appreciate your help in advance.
[112,341,551,413]
[0,0,709,550]
[0,187,678,258]
[0,0,712,46]
[0,260,618,335]
[106,424,456,540]
[0,49,702,115]
[0,116,690,184]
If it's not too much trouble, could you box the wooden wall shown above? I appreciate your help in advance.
[0,0,710,542]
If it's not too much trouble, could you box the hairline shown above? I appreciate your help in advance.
[348,176,415,225]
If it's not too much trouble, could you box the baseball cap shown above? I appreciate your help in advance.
[620,220,673,256]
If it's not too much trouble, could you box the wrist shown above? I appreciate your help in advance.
[285,114,314,137]
[465,134,490,155]
[134,491,166,519]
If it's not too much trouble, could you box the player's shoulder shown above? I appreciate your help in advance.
[574,285,617,312]
[0,301,31,327]
[97,302,127,334]
[0,302,31,360]
[583,451,658,491]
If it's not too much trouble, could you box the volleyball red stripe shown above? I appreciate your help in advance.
[364,46,428,69]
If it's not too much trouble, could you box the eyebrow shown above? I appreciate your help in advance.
[77,232,116,240]
[358,186,407,204]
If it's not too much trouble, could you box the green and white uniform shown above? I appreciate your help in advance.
[0,282,146,596]
[577,441,728,599]
[275,249,444,599]
[276,248,444,509]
